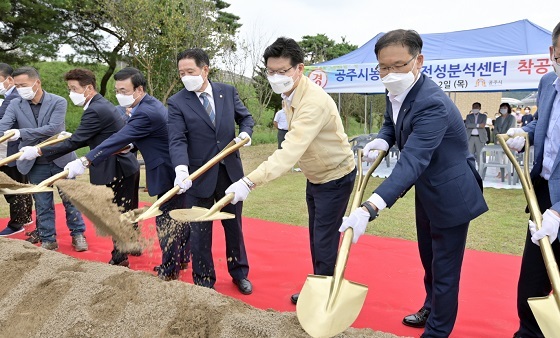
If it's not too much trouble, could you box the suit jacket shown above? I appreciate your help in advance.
[0,88,23,167]
[41,94,139,185]
[247,76,355,185]
[167,81,254,198]
[86,94,172,196]
[523,72,560,213]
[465,112,488,143]
[375,74,488,228]
[492,114,516,139]
[0,91,76,175]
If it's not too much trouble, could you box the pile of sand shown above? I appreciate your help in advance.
[0,238,403,338]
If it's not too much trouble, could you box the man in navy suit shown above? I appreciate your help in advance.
[0,63,33,237]
[167,48,255,294]
[506,21,560,338]
[19,68,141,263]
[61,67,190,281]
[340,30,488,337]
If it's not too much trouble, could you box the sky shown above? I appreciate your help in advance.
[226,0,557,51]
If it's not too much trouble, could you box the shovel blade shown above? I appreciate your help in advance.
[528,295,560,337]
[169,207,235,222]
[296,275,368,338]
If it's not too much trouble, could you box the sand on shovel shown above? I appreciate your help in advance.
[54,179,144,252]
[0,171,31,189]
[0,238,405,338]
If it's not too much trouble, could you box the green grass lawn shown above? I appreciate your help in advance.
[1,143,529,257]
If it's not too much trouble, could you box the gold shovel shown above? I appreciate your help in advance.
[0,132,72,167]
[496,133,560,337]
[0,132,73,194]
[121,137,248,223]
[169,193,235,222]
[296,149,386,338]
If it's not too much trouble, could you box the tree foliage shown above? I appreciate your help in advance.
[299,34,358,64]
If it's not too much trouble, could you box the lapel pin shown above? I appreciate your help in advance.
[220,95,223,98]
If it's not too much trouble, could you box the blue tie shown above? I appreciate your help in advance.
[200,92,215,125]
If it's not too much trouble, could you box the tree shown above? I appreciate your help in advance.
[299,34,358,64]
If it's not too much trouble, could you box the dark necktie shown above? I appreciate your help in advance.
[200,92,215,125]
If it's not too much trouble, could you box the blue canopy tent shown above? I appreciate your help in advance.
[304,19,553,94]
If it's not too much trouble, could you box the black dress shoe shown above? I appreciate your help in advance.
[158,271,179,281]
[291,293,299,305]
[108,258,130,267]
[403,307,430,328]
[153,263,188,272]
[232,278,252,295]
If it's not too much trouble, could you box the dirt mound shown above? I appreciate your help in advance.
[0,238,402,338]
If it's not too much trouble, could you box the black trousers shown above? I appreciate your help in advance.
[108,170,140,262]
[0,165,32,228]
[277,129,288,149]
[515,176,560,338]
[305,167,356,276]
[186,164,248,287]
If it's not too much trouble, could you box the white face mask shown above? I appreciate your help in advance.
[552,62,560,78]
[69,87,88,106]
[17,81,38,100]
[472,109,480,114]
[116,92,136,108]
[267,73,296,94]
[181,74,204,92]
[499,108,508,115]
[0,79,9,96]
[381,58,418,95]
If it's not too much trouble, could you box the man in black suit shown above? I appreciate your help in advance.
[0,63,33,237]
[70,67,191,281]
[167,48,255,294]
[19,68,140,263]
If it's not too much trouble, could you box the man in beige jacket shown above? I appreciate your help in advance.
[225,37,356,305]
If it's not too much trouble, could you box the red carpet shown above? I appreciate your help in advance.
[7,203,520,337]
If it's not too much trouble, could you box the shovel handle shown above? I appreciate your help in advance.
[199,193,235,220]
[137,138,248,220]
[0,131,15,144]
[0,132,72,167]
[38,170,69,187]
[496,133,560,306]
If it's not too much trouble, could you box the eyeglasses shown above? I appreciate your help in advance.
[266,66,294,76]
[375,55,418,75]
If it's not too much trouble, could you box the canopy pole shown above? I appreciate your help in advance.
[338,93,341,113]
[364,95,367,134]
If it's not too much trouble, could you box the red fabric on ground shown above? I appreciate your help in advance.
[7,203,519,337]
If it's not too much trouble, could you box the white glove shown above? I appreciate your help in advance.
[234,131,251,146]
[18,146,41,161]
[64,158,86,179]
[506,128,525,137]
[506,136,525,152]
[5,129,20,141]
[225,178,251,205]
[362,138,390,163]
[119,143,134,154]
[529,209,560,246]
[338,208,371,243]
[174,165,192,195]
[57,131,72,139]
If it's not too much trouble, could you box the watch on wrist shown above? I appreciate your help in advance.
[241,176,255,190]
[360,201,378,222]
[79,156,90,168]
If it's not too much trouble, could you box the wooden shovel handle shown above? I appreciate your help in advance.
[141,138,248,216]
[200,193,235,219]
[38,170,69,187]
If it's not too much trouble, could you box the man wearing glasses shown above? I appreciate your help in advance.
[339,29,488,337]
[505,21,560,338]
[224,37,356,305]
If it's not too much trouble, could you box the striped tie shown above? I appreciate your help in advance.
[200,92,215,125]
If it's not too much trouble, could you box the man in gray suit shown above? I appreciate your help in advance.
[465,102,488,167]
[0,67,87,251]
